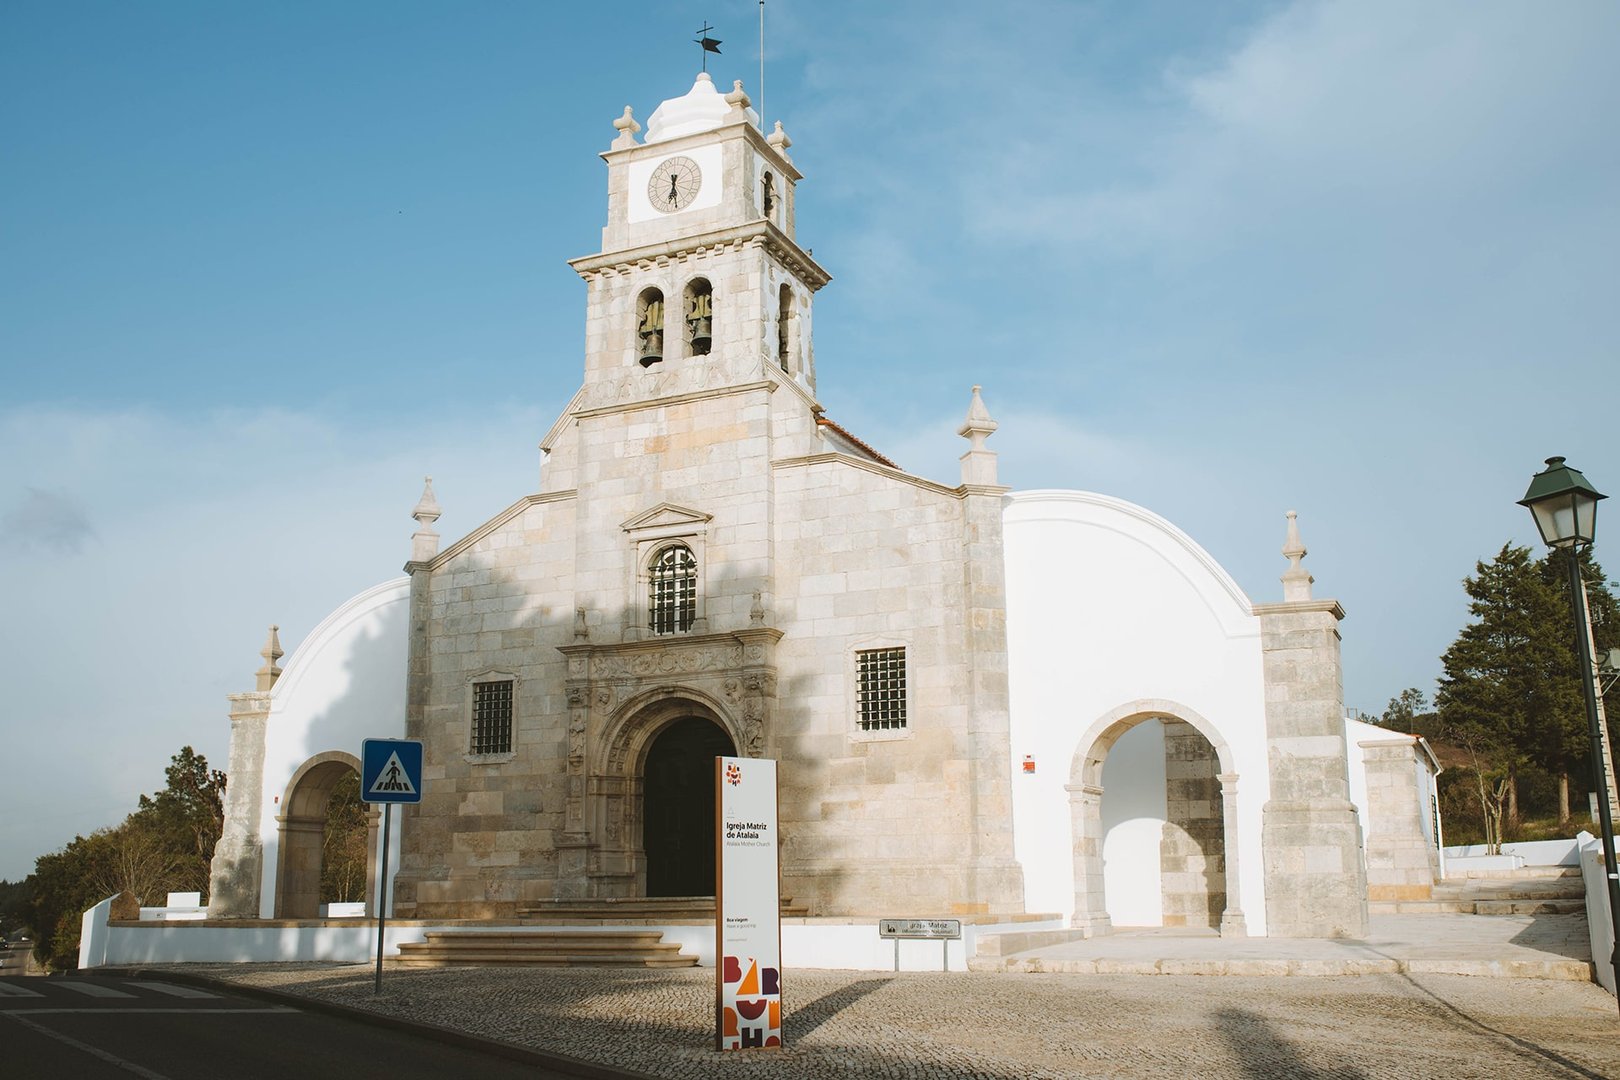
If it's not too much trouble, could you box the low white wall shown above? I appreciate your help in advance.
[1577,832,1616,996]
[1444,838,1579,866]
[80,911,1063,973]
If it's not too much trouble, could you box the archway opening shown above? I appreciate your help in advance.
[275,756,377,918]
[642,716,736,897]
[1073,714,1234,935]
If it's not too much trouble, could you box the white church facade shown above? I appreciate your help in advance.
[206,73,1442,942]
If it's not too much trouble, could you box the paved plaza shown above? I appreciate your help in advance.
[169,960,1619,1080]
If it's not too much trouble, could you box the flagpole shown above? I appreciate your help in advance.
[759,1,766,129]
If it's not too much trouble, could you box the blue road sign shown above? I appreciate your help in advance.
[361,739,423,804]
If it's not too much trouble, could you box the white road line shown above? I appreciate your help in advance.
[3,1011,174,1080]
[8,1007,295,1014]
[0,980,45,997]
[125,981,219,999]
[53,981,136,998]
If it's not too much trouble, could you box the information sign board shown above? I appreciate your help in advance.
[715,756,782,1051]
[878,918,962,940]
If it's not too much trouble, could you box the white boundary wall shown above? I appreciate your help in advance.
[1577,832,1615,996]
[80,905,1063,973]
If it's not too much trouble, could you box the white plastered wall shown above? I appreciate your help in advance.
[1003,490,1271,935]
[255,578,411,918]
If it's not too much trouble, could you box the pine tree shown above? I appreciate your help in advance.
[1436,544,1573,849]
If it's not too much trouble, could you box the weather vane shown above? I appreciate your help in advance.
[695,21,721,72]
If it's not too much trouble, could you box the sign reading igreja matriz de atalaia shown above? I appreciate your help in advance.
[715,756,782,1050]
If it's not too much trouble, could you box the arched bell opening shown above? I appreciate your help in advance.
[684,277,713,356]
[1069,703,1245,938]
[637,287,665,367]
[776,284,794,373]
[273,752,380,919]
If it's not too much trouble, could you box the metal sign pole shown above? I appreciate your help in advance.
[374,802,392,995]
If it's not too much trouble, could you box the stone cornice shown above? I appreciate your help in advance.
[558,626,785,666]
[1251,599,1346,620]
[569,220,830,290]
[572,379,777,421]
[405,490,578,573]
[600,118,803,182]
[772,452,963,499]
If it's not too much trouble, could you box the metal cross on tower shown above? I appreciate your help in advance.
[694,22,722,71]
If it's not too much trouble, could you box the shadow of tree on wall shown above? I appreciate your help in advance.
[1215,1008,1367,1080]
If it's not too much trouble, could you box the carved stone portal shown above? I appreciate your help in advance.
[555,626,782,898]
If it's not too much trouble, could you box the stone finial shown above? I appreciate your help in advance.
[1281,510,1314,602]
[255,624,284,691]
[766,120,792,161]
[411,476,441,562]
[957,385,1000,487]
[611,105,641,149]
[574,606,589,641]
[750,591,766,626]
[724,80,752,122]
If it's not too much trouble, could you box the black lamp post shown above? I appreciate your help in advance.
[1518,455,1619,1007]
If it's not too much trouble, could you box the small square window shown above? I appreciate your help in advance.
[856,648,907,731]
[472,680,513,755]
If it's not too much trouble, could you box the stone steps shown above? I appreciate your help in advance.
[1369,868,1586,915]
[517,895,810,921]
[395,930,698,968]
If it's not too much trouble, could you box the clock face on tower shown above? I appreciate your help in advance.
[647,156,703,213]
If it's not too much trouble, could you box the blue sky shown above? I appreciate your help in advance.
[3,1,1617,879]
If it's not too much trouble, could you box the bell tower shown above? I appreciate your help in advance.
[566,73,829,405]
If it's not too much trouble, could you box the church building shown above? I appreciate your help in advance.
[206,72,1440,944]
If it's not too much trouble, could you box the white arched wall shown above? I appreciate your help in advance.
[255,578,410,918]
[1003,490,1272,936]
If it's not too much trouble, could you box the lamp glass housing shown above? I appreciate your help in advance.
[1519,457,1604,549]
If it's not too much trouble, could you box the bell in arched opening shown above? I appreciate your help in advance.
[637,288,664,367]
[685,278,713,356]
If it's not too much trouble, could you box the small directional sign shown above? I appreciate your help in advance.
[361,739,423,804]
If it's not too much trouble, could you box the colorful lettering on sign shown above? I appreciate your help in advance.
[720,954,782,1050]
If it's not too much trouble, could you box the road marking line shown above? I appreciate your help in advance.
[5,1007,296,1014]
[125,981,219,999]
[54,981,136,998]
[0,980,45,997]
[3,1011,174,1080]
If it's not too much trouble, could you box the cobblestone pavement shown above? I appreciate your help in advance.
[186,963,1620,1079]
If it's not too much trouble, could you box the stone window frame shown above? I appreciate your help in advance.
[847,636,913,743]
[465,668,520,764]
[622,506,711,641]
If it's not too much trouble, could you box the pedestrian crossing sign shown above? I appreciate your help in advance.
[361,739,423,804]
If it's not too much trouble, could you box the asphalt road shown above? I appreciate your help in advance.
[0,975,609,1080]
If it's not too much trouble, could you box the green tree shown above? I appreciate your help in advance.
[14,746,226,970]
[1436,544,1577,848]
[320,771,370,905]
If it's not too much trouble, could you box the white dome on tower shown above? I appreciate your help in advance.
[645,72,757,142]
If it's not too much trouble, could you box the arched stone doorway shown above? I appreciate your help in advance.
[643,716,736,896]
[274,751,379,919]
[1068,700,1246,937]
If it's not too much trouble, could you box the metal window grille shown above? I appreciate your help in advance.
[649,545,697,634]
[856,648,907,731]
[472,680,513,755]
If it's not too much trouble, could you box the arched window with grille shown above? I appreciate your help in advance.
[648,543,697,634]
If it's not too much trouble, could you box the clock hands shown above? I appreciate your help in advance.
[668,173,680,204]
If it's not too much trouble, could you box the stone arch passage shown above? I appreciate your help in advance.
[274,751,379,919]
[1068,702,1246,938]
[643,716,737,897]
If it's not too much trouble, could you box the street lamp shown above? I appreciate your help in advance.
[1519,455,1618,1007]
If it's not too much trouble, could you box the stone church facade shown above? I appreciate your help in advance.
[207,73,1439,939]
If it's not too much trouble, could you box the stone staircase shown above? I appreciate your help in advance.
[517,895,810,921]
[392,896,811,968]
[395,929,698,968]
[1371,866,1586,915]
